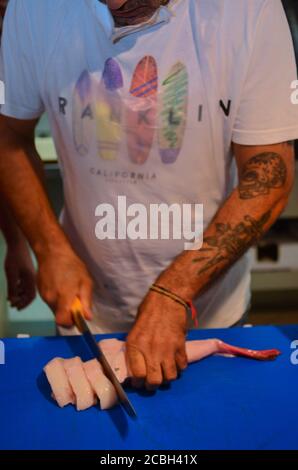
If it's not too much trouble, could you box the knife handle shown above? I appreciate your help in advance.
[71,297,86,333]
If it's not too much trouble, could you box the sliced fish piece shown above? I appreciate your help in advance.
[83,359,118,410]
[63,357,95,411]
[44,357,75,408]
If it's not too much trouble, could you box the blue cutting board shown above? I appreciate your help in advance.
[0,326,298,450]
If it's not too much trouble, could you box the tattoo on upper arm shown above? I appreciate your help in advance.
[193,210,271,280]
[238,152,287,200]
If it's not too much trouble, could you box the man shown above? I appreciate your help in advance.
[0,0,297,387]
[0,0,36,311]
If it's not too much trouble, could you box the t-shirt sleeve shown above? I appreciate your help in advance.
[232,0,298,145]
[0,0,44,119]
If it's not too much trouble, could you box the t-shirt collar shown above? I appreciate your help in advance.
[88,0,176,43]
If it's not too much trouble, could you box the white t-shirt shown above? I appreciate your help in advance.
[1,0,298,333]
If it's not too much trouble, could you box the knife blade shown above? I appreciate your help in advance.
[71,298,137,419]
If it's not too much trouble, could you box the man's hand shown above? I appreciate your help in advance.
[37,246,94,327]
[5,235,36,310]
[126,290,188,389]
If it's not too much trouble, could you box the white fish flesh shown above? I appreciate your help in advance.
[63,357,95,411]
[44,357,117,411]
[43,357,75,408]
[83,359,118,410]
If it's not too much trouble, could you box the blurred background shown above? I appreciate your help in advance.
[0,1,298,336]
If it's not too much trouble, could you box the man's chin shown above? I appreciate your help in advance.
[114,12,155,27]
[108,1,169,27]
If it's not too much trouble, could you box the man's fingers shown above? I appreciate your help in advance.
[79,281,93,320]
[18,271,36,306]
[175,349,188,371]
[131,377,144,389]
[9,297,20,308]
[55,309,73,327]
[5,266,19,303]
[126,344,147,380]
[145,360,163,390]
[55,295,74,327]
[162,358,178,382]
[13,292,31,310]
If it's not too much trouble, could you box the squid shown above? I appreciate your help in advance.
[44,338,280,411]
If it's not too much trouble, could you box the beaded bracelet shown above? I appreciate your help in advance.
[150,284,198,328]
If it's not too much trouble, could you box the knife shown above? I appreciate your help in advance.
[71,297,137,419]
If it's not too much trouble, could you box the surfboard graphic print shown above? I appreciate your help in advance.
[158,62,188,164]
[96,58,123,160]
[72,70,94,156]
[126,56,158,165]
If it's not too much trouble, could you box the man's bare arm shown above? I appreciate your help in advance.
[0,115,93,324]
[0,115,66,255]
[156,142,295,298]
[0,122,46,310]
[127,141,295,387]
[0,114,48,245]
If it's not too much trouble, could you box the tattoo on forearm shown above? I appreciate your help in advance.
[239,153,287,200]
[193,210,271,279]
